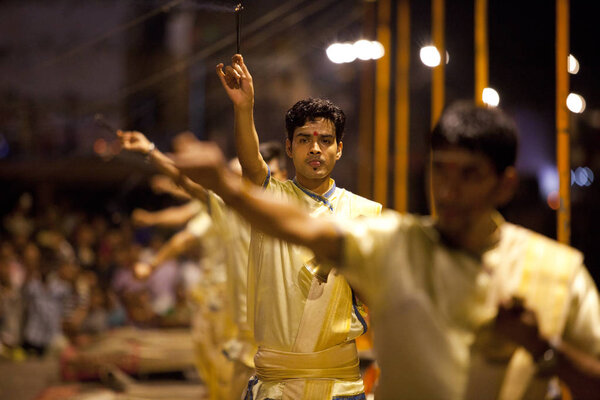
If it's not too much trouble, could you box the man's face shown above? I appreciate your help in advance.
[432,146,513,238]
[285,118,342,181]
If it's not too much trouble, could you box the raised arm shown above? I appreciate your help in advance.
[118,130,207,202]
[173,141,342,264]
[216,54,268,185]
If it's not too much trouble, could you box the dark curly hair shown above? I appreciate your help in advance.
[285,98,345,143]
[431,101,519,173]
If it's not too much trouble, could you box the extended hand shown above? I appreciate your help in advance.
[117,130,153,154]
[133,261,153,280]
[131,209,153,227]
[216,54,254,109]
[173,141,226,191]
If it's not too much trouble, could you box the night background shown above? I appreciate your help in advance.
[0,0,599,396]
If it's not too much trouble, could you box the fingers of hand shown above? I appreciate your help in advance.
[237,57,251,77]
[224,65,241,89]
[232,63,245,79]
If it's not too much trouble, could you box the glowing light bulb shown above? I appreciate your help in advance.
[420,46,441,67]
[568,54,579,74]
[482,88,500,107]
[566,93,586,114]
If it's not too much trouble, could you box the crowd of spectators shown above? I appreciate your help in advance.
[0,192,194,362]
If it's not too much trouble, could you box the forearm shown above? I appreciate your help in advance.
[141,202,200,228]
[150,150,208,202]
[234,106,268,185]
[151,230,197,268]
[551,341,600,399]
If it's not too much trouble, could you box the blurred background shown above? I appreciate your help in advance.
[0,0,599,397]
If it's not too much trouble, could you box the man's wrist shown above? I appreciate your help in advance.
[233,103,254,113]
[145,142,155,155]
[533,338,561,377]
[144,142,156,162]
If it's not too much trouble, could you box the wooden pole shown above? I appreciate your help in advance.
[358,1,376,199]
[474,0,488,105]
[431,0,445,128]
[395,0,410,213]
[556,0,570,244]
[374,0,392,207]
[429,0,445,215]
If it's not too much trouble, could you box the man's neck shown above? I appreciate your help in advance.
[294,174,332,196]
[440,211,502,257]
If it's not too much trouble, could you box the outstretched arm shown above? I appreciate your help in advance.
[174,141,342,264]
[131,201,201,228]
[216,54,269,185]
[118,130,207,202]
[150,175,192,200]
[134,229,199,279]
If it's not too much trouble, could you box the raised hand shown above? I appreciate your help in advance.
[216,54,254,110]
[117,130,153,154]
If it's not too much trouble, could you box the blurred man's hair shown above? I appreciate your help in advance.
[431,101,519,173]
[285,98,345,143]
[260,141,285,166]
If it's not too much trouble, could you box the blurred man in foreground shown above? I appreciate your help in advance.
[175,102,600,400]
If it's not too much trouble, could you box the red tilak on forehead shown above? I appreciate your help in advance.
[313,131,319,136]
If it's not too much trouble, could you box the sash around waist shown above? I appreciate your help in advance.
[254,341,361,382]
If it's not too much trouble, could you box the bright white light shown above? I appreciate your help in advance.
[341,43,357,63]
[328,40,384,64]
[538,166,558,197]
[568,54,580,74]
[326,43,347,64]
[370,41,385,60]
[354,40,373,60]
[482,87,500,107]
[420,46,441,67]
[566,93,586,114]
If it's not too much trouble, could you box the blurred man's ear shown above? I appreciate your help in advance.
[335,141,343,160]
[495,166,518,207]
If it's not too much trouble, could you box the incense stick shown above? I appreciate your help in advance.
[94,114,117,134]
[235,3,243,54]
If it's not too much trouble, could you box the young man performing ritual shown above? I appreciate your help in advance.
[216,55,381,399]
[175,102,600,400]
